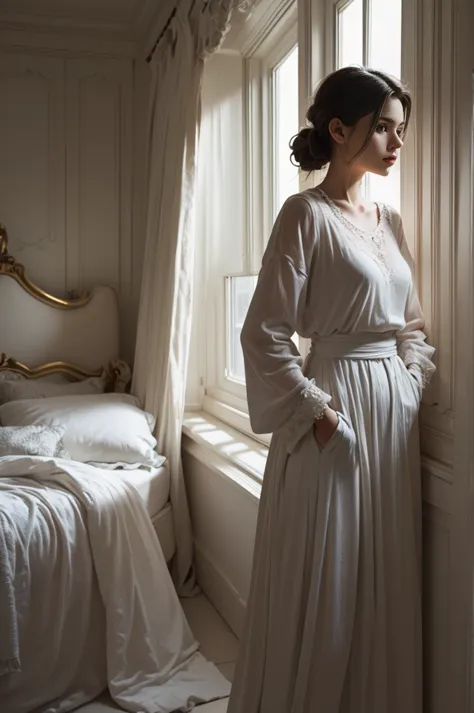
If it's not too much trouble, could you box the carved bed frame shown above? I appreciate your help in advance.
[0,223,131,392]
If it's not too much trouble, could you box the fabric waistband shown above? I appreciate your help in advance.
[309,334,398,360]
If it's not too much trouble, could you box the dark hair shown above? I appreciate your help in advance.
[290,66,412,172]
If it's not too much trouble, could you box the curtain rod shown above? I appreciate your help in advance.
[146,6,177,63]
[146,0,214,63]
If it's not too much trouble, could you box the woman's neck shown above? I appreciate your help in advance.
[317,163,366,206]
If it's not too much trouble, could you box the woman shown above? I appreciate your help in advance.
[227,66,435,713]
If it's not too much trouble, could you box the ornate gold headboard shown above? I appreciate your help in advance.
[0,224,131,391]
[0,224,91,310]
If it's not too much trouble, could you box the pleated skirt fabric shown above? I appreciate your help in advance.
[227,353,422,713]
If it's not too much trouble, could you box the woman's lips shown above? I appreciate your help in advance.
[383,156,397,164]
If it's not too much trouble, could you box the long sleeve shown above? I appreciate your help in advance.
[240,195,332,453]
[393,212,436,388]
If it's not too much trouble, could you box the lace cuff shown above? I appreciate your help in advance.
[278,379,332,453]
[404,350,436,389]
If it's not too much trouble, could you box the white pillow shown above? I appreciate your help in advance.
[0,376,107,405]
[0,394,161,467]
[0,425,70,458]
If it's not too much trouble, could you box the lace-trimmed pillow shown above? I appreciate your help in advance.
[0,425,70,458]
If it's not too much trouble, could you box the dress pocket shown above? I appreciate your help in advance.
[314,411,355,455]
[397,357,421,409]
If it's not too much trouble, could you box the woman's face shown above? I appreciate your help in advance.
[344,96,406,177]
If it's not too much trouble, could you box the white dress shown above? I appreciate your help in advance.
[227,187,436,713]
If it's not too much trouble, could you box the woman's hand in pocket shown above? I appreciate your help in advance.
[313,407,339,449]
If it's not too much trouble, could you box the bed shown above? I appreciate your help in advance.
[0,225,230,713]
[0,224,176,564]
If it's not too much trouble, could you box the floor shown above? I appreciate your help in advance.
[77,593,239,713]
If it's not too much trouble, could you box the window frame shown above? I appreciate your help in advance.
[200,0,410,445]
[202,2,299,444]
[334,0,370,68]
[261,28,300,234]
[334,0,404,210]
[245,11,299,273]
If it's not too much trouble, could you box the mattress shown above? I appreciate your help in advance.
[112,462,176,562]
[114,461,170,518]
[152,503,176,563]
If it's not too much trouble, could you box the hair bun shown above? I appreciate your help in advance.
[290,126,331,171]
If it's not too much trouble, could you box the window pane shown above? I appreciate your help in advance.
[338,0,363,68]
[274,45,299,216]
[366,0,402,209]
[227,275,258,382]
[369,0,402,78]
[226,275,299,383]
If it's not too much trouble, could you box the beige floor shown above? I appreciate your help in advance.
[77,594,238,713]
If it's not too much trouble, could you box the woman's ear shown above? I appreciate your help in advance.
[328,118,347,145]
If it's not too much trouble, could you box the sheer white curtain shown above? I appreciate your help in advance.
[132,0,254,596]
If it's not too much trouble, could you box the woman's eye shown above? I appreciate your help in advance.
[376,124,388,133]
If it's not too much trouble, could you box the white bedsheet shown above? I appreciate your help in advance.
[0,456,230,713]
[112,462,170,518]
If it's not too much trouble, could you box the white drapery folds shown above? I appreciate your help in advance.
[132,0,254,595]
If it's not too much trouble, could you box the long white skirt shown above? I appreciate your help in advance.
[227,353,422,713]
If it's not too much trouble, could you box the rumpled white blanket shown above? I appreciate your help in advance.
[0,507,21,675]
[0,456,230,712]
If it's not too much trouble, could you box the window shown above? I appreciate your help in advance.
[338,0,363,68]
[226,274,258,382]
[273,45,300,217]
[225,39,300,393]
[336,0,402,210]
[193,0,403,442]
[194,4,299,439]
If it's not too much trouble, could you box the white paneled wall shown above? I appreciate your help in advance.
[65,58,132,298]
[423,505,451,713]
[183,440,259,638]
[0,49,144,363]
[0,54,67,295]
[406,0,474,708]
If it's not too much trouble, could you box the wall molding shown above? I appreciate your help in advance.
[446,0,474,709]
[194,542,246,639]
[0,13,131,36]
[0,29,136,59]
[420,420,454,472]
[0,0,171,58]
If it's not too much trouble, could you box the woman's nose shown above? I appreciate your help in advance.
[390,133,404,150]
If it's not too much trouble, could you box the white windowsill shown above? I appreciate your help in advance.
[202,391,272,447]
[182,410,268,501]
[182,413,453,513]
